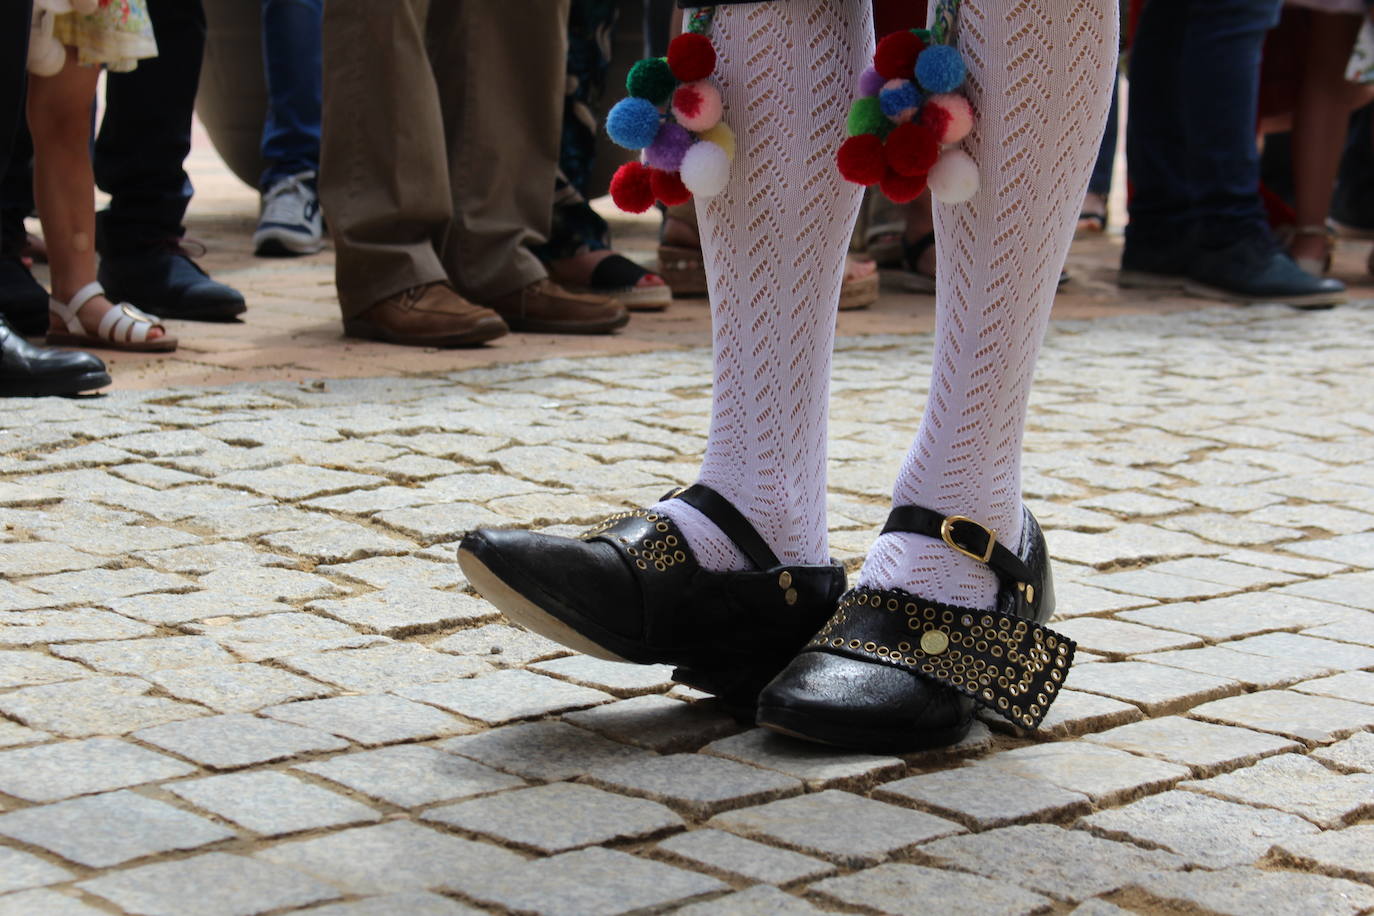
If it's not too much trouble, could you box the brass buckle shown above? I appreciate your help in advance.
[940,515,996,564]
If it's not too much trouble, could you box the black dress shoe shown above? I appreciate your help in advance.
[458,484,846,711]
[1185,234,1345,310]
[0,255,49,337]
[0,317,110,397]
[98,245,246,322]
[757,506,1073,752]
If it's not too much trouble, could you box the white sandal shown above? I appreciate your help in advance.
[48,281,177,352]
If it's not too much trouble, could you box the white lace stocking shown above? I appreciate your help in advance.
[655,0,873,571]
[858,0,1119,608]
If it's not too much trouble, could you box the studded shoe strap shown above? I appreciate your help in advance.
[807,587,1076,730]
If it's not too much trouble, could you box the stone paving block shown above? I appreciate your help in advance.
[295,894,484,916]
[917,824,1183,903]
[78,852,341,916]
[1051,618,1203,657]
[654,828,835,885]
[1063,660,1239,715]
[314,555,465,591]
[1179,753,1374,828]
[0,889,106,916]
[295,744,524,807]
[168,770,380,835]
[1077,569,1232,602]
[1270,824,1374,884]
[374,502,509,545]
[1219,547,1345,577]
[584,752,803,818]
[1290,670,1374,705]
[399,668,612,725]
[22,567,193,604]
[104,592,294,625]
[0,582,50,612]
[134,713,349,769]
[145,663,333,713]
[1047,524,1225,568]
[1270,571,1374,610]
[0,846,75,894]
[1303,614,1374,648]
[1189,689,1374,744]
[1139,645,1337,689]
[0,736,195,802]
[0,609,156,646]
[672,886,835,916]
[1149,556,1302,589]
[0,675,205,736]
[134,542,295,575]
[256,820,524,895]
[1221,631,1374,670]
[260,523,411,565]
[51,636,234,675]
[1311,731,1374,773]
[282,643,488,693]
[977,741,1189,805]
[0,789,235,867]
[1044,582,1156,619]
[188,504,323,538]
[876,766,1091,829]
[430,622,568,665]
[531,655,676,697]
[1082,715,1299,775]
[983,687,1144,739]
[0,543,106,577]
[702,728,905,790]
[305,587,486,637]
[1118,592,1356,640]
[186,613,386,661]
[218,465,385,500]
[810,863,1055,916]
[0,720,48,748]
[197,568,349,603]
[706,789,964,868]
[1281,530,1374,566]
[263,694,472,745]
[437,720,651,781]
[423,781,683,853]
[1081,789,1320,868]
[1127,866,1374,916]
[1158,511,1302,546]
[0,649,89,687]
[458,847,726,916]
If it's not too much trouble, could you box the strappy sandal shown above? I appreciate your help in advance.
[48,281,177,352]
[549,252,672,312]
[757,505,1073,752]
[1278,224,1335,277]
[458,484,846,713]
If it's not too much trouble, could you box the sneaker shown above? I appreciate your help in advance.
[484,278,629,334]
[253,171,324,257]
[1185,234,1346,310]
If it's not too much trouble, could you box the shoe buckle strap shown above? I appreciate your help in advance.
[883,505,1035,588]
[672,483,782,571]
[940,515,996,564]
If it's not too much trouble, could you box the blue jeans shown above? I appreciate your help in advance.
[260,0,322,190]
[1126,0,1283,250]
[1088,78,1118,197]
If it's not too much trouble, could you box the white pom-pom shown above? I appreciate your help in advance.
[679,141,730,198]
[928,149,979,203]
[27,34,65,77]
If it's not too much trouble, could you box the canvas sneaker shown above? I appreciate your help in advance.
[253,171,324,257]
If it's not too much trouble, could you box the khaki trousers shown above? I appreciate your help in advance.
[320,0,568,319]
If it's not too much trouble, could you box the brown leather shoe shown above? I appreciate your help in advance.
[485,278,629,334]
[344,282,508,347]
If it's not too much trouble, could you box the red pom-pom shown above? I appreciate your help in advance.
[610,162,656,213]
[836,134,886,186]
[650,168,692,206]
[873,30,926,80]
[918,103,953,142]
[880,168,928,204]
[668,33,716,82]
[884,123,940,177]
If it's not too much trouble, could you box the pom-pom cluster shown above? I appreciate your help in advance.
[607,32,731,213]
[838,29,979,204]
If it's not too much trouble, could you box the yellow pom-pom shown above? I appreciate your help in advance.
[698,122,735,161]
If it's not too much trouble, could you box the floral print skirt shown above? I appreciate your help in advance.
[51,0,158,73]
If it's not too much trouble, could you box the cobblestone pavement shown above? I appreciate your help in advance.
[2,278,1374,913]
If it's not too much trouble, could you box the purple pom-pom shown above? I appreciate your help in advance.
[857,66,886,98]
[915,44,966,94]
[644,122,696,173]
[607,97,663,151]
[879,79,922,120]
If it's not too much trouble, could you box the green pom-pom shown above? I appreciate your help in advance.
[913,28,932,42]
[847,97,891,138]
[627,58,677,105]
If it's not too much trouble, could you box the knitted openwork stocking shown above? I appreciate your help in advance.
[653,0,874,571]
[857,0,1119,608]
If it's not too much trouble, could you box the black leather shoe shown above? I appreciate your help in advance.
[0,255,49,337]
[98,245,246,321]
[1185,235,1345,310]
[757,506,1072,752]
[458,484,846,712]
[0,317,110,397]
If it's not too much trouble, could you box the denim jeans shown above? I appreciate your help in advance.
[1126,0,1283,250]
[0,0,32,256]
[1088,78,1118,197]
[260,0,322,190]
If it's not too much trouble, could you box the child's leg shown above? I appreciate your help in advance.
[28,48,166,339]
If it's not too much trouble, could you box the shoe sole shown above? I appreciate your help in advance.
[499,311,631,335]
[1117,269,1187,291]
[47,332,178,353]
[1181,280,1345,311]
[756,703,972,753]
[342,317,509,348]
[253,234,326,258]
[2,369,111,397]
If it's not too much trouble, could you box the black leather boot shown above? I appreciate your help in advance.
[0,317,110,397]
[757,506,1072,752]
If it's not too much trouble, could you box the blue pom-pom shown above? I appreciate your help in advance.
[915,45,965,94]
[606,97,663,150]
[879,80,923,119]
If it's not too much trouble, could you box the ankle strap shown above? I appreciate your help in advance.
[882,505,1033,587]
[673,484,781,570]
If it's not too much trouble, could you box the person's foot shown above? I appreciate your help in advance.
[47,282,175,351]
[98,243,247,322]
[253,171,325,257]
[343,282,508,347]
[1118,234,1194,291]
[545,249,671,312]
[484,278,628,334]
[0,255,50,336]
[1,315,110,397]
[1185,234,1345,310]
[1076,191,1108,237]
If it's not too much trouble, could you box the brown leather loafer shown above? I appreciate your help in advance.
[344,282,509,347]
[485,278,629,334]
